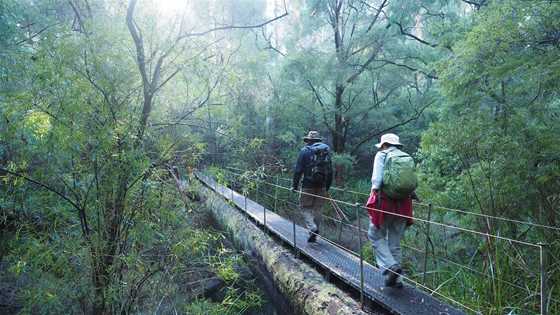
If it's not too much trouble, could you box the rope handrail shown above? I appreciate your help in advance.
[222,165,560,232]
[222,168,541,248]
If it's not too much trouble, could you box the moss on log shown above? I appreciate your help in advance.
[197,182,368,315]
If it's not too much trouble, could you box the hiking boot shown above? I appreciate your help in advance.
[384,265,402,287]
[308,229,319,243]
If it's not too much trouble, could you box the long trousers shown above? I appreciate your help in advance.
[367,215,407,270]
[299,187,326,232]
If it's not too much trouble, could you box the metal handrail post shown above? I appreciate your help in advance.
[231,175,234,201]
[337,217,343,242]
[244,191,248,212]
[293,189,300,257]
[263,202,267,228]
[539,243,548,315]
[422,203,433,285]
[292,211,298,257]
[274,175,279,212]
[255,180,259,204]
[356,203,365,309]
[225,171,230,196]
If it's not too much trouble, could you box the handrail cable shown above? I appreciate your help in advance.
[223,166,560,232]
[220,171,481,314]
[305,230,482,314]
[212,162,548,313]
[223,169,546,293]
[222,168,540,248]
[253,181,542,298]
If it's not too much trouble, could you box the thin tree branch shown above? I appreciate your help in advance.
[366,0,388,33]
[126,0,149,91]
[0,168,82,212]
[153,68,181,93]
[353,85,399,126]
[461,0,487,9]
[377,58,438,79]
[345,44,382,84]
[177,12,288,39]
[68,0,86,33]
[0,167,90,237]
[125,266,163,314]
[307,80,335,133]
[259,27,286,56]
[163,79,221,126]
[350,101,433,154]
[394,21,438,48]
[15,23,59,45]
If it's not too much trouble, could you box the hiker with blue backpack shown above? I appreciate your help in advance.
[292,131,333,243]
[366,133,418,288]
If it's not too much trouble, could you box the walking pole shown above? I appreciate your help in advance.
[422,203,433,285]
[539,243,548,315]
[356,203,365,309]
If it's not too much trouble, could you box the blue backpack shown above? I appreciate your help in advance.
[307,143,332,185]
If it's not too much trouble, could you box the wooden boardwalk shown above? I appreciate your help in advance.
[196,172,465,315]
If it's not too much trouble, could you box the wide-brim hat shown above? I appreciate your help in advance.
[303,130,323,141]
[375,133,402,148]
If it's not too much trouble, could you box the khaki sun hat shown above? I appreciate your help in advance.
[375,133,402,148]
[303,130,323,142]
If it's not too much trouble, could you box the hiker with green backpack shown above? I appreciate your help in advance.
[365,133,418,288]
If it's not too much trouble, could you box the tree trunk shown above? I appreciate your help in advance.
[91,164,129,315]
[332,84,346,185]
[330,2,348,186]
[197,177,369,315]
[92,256,107,315]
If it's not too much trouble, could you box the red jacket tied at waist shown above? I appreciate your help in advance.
[365,190,413,228]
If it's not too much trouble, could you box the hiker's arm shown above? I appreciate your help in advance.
[371,152,386,191]
[292,150,305,190]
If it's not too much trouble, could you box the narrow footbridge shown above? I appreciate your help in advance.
[196,171,465,315]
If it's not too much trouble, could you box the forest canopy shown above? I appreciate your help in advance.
[1,0,559,314]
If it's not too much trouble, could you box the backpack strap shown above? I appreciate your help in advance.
[376,151,389,209]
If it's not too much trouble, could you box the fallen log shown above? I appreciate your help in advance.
[196,180,368,315]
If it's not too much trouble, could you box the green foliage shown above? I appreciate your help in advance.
[423,0,560,228]
[331,152,356,174]
[0,1,270,313]
[412,1,560,312]
[184,288,264,315]
[2,0,560,314]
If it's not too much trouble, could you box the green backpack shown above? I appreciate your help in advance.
[382,149,418,200]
